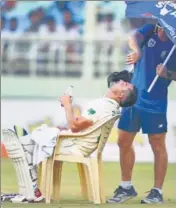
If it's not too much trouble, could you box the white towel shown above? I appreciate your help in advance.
[31,124,60,165]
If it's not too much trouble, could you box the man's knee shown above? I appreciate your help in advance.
[149,133,167,153]
[117,130,136,149]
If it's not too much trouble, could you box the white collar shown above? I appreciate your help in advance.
[102,97,119,107]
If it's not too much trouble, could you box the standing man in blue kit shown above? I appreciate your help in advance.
[107,23,176,204]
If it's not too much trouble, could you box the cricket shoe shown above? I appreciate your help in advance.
[107,185,137,203]
[141,189,164,204]
[11,188,44,203]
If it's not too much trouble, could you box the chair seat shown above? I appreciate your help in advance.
[55,154,90,163]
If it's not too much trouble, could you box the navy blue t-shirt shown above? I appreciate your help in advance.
[132,24,176,114]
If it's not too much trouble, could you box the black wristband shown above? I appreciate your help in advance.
[167,71,172,79]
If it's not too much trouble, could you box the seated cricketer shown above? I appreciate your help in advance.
[3,70,137,203]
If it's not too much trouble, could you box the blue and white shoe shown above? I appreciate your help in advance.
[107,186,137,203]
[141,189,164,204]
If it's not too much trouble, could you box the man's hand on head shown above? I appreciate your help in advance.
[126,50,141,65]
[59,95,72,107]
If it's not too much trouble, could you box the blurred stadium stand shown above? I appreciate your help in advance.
[1,1,129,78]
[0,1,173,81]
[1,1,126,35]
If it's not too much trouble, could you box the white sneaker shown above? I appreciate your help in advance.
[11,188,44,203]
[11,195,29,203]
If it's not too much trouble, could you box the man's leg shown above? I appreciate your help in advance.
[2,129,37,202]
[14,125,45,192]
[11,128,43,202]
[19,135,38,191]
[107,107,141,203]
[140,133,167,204]
[118,130,136,183]
[141,112,167,204]
[149,133,168,189]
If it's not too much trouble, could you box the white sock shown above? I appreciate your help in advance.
[153,188,162,195]
[120,181,132,189]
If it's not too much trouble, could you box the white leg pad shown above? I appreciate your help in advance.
[2,129,34,201]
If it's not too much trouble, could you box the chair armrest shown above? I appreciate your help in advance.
[58,132,90,139]
[58,114,120,139]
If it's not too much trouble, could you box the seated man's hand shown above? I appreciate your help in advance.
[156,64,167,78]
[59,95,72,107]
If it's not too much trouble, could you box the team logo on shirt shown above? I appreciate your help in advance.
[161,50,167,59]
[148,38,156,48]
[88,108,96,115]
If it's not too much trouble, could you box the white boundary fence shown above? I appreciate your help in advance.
[1,33,126,79]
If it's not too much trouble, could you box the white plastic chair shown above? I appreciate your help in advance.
[41,114,120,204]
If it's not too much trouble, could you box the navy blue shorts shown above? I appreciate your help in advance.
[118,106,167,134]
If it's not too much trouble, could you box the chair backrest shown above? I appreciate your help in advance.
[96,114,120,159]
[54,114,120,158]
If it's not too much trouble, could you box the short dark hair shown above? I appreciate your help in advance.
[120,86,138,107]
[107,70,132,88]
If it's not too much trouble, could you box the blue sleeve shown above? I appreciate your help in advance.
[138,24,155,39]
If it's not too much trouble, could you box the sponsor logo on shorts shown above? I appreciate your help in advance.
[158,124,164,128]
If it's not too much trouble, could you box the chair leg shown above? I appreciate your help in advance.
[45,157,54,204]
[98,160,105,203]
[40,160,47,197]
[53,161,63,201]
[83,164,93,201]
[77,163,89,200]
[90,159,101,204]
[86,160,101,204]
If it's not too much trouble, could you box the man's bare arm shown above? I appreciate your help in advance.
[126,31,144,65]
[59,95,93,132]
[71,116,93,133]
[63,103,75,129]
[128,30,144,52]
[64,104,93,132]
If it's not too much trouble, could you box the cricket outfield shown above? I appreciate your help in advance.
[1,158,175,208]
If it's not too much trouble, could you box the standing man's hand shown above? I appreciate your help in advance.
[156,64,176,81]
[59,95,72,107]
[126,50,141,65]
[156,64,167,78]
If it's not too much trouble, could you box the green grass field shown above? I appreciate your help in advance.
[1,158,176,208]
